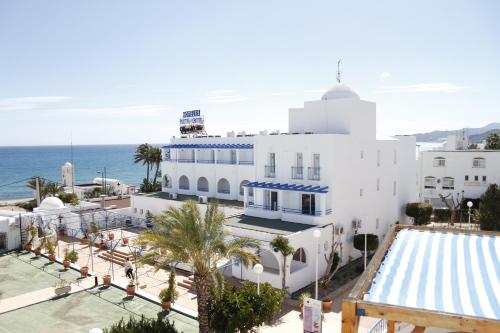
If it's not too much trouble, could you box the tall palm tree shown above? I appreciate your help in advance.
[26,177,62,200]
[138,201,260,333]
[270,235,295,292]
[134,143,153,183]
[149,147,163,187]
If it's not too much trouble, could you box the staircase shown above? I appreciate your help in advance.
[177,275,195,291]
[97,249,134,266]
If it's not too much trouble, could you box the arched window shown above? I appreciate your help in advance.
[472,157,485,168]
[162,175,172,188]
[179,175,189,190]
[424,176,437,189]
[442,177,455,190]
[433,157,446,167]
[197,177,209,192]
[217,178,230,194]
[239,180,253,196]
[292,248,307,263]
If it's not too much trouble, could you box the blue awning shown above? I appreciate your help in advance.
[243,181,329,194]
[162,143,253,149]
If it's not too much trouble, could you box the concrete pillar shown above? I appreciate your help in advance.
[243,187,248,208]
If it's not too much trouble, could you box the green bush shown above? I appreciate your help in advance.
[479,184,500,231]
[17,199,37,212]
[353,234,379,253]
[58,192,79,205]
[405,203,433,225]
[103,315,178,333]
[433,208,451,222]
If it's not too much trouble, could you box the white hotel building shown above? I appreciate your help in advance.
[132,83,418,293]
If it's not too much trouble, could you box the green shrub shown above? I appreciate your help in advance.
[17,199,37,212]
[479,184,500,231]
[353,234,379,253]
[58,192,79,205]
[103,315,178,333]
[433,208,451,222]
[405,203,433,225]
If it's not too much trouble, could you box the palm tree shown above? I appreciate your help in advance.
[149,147,163,187]
[138,201,260,333]
[26,177,63,200]
[134,143,153,184]
[270,235,295,292]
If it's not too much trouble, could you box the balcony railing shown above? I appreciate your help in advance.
[217,160,237,165]
[197,159,215,164]
[308,167,320,181]
[178,159,195,163]
[464,181,488,186]
[265,165,276,178]
[247,203,279,211]
[291,166,303,179]
[282,207,322,216]
[164,158,176,162]
[239,160,254,165]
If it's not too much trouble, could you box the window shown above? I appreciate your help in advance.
[465,175,469,181]
[292,248,307,263]
[482,176,487,182]
[473,157,485,168]
[433,157,446,167]
[296,152,303,167]
[376,178,380,191]
[393,181,397,196]
[442,177,455,190]
[424,177,436,189]
[474,175,479,181]
[377,150,381,167]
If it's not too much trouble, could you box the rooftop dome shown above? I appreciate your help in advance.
[321,83,360,101]
[39,196,65,210]
[63,162,72,167]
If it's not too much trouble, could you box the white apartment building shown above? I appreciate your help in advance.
[419,148,500,206]
[132,82,418,293]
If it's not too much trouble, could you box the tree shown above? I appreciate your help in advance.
[58,192,79,205]
[478,184,500,231]
[209,281,285,333]
[405,202,433,225]
[485,132,500,150]
[137,201,260,333]
[150,147,163,187]
[104,316,178,333]
[321,226,342,288]
[134,143,153,184]
[353,234,379,257]
[438,192,465,225]
[468,143,478,149]
[269,235,294,293]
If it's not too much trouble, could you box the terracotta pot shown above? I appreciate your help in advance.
[80,238,88,245]
[48,254,56,262]
[34,248,41,256]
[99,242,106,250]
[63,259,71,269]
[59,229,66,236]
[108,233,115,240]
[322,299,332,312]
[25,244,32,252]
[122,238,129,245]
[103,275,111,286]
[162,300,171,310]
[81,266,89,277]
[126,284,135,296]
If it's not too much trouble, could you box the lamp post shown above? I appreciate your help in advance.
[467,201,473,230]
[313,229,321,300]
[253,263,264,333]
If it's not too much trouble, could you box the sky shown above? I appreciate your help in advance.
[0,0,499,146]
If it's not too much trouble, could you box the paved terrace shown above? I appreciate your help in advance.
[225,215,314,235]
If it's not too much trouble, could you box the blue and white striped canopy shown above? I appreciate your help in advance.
[365,229,500,320]
[162,143,253,149]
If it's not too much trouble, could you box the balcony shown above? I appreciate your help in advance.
[464,181,488,187]
[217,160,237,165]
[282,207,321,216]
[239,160,254,165]
[291,166,303,180]
[197,159,215,164]
[247,203,279,211]
[178,159,195,163]
[308,167,320,181]
[265,165,276,178]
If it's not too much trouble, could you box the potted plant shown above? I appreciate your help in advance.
[159,270,178,310]
[54,279,71,296]
[81,265,89,277]
[322,298,333,312]
[298,291,312,316]
[126,277,136,296]
[122,237,129,245]
[34,245,42,256]
[24,224,38,251]
[63,248,78,268]
[103,274,112,286]
[108,232,115,240]
[99,240,107,251]
[45,240,56,262]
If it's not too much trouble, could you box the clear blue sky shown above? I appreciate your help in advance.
[1,0,499,146]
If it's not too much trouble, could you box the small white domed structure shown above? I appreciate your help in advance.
[39,196,65,210]
[321,84,360,101]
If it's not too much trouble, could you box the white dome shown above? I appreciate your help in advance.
[321,84,360,101]
[39,197,65,210]
[63,162,72,167]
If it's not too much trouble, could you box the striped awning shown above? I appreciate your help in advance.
[364,229,500,320]
[243,181,329,194]
[162,143,253,149]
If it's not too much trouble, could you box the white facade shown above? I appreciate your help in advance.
[419,149,500,205]
[61,162,74,187]
[133,83,418,293]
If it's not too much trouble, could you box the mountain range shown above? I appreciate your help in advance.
[413,122,500,142]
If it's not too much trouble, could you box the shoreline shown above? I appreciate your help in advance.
[0,197,33,206]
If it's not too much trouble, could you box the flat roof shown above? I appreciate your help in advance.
[135,192,244,208]
[364,228,500,320]
[225,214,315,235]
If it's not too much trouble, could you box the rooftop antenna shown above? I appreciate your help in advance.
[336,59,342,83]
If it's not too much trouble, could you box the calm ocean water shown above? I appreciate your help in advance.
[0,145,153,200]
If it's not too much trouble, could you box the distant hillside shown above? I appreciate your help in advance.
[414,122,500,142]
[469,129,500,144]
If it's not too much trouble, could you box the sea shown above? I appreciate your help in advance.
[0,145,153,201]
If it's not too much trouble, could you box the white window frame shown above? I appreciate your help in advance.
[433,157,446,167]
[472,158,485,168]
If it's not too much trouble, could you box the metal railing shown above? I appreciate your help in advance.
[217,160,237,165]
[265,165,276,178]
[178,159,195,163]
[367,319,387,333]
[239,160,254,165]
[197,159,215,164]
[282,207,322,216]
[308,167,320,180]
[247,203,279,211]
[291,166,303,179]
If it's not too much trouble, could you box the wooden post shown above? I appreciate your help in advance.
[387,320,395,333]
[341,299,359,333]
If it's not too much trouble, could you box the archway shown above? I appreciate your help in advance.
[217,178,230,194]
[197,177,209,192]
[179,175,190,190]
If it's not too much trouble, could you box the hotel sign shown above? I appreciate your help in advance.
[179,109,205,135]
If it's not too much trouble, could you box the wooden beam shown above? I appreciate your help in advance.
[387,320,395,333]
[357,300,500,333]
[341,298,359,333]
[411,326,425,333]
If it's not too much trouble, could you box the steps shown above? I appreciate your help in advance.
[97,249,134,267]
[177,275,195,291]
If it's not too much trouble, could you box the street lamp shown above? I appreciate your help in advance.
[313,229,321,300]
[253,263,264,333]
[467,201,473,229]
